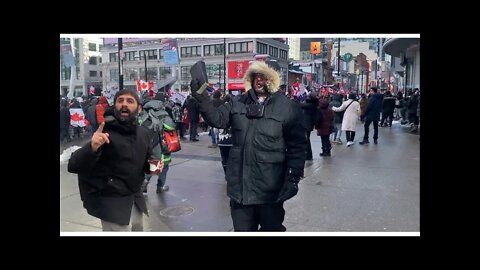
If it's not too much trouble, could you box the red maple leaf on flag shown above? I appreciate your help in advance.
[71,112,84,122]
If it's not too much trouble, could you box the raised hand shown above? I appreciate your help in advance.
[91,122,110,152]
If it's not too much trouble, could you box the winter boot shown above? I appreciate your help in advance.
[359,139,369,145]
[320,148,331,157]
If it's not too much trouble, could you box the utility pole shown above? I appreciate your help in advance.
[144,50,147,82]
[337,38,341,78]
[223,38,226,94]
[118,38,123,90]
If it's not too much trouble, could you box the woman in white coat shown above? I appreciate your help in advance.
[332,93,360,146]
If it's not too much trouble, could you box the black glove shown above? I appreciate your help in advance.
[276,175,300,203]
[190,78,200,92]
[191,79,209,103]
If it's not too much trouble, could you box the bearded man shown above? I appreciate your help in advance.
[68,89,163,231]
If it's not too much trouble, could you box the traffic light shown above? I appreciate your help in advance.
[310,42,321,54]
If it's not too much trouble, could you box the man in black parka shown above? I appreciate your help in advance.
[191,61,306,231]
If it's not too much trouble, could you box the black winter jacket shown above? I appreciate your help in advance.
[195,89,306,205]
[68,114,152,225]
[364,93,384,121]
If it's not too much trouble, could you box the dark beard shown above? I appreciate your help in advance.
[254,85,268,95]
[114,109,138,125]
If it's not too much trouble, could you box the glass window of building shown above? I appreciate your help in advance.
[124,51,138,61]
[90,71,97,77]
[269,46,279,57]
[159,49,164,59]
[229,41,253,54]
[61,66,70,80]
[181,46,201,58]
[203,44,223,56]
[159,67,172,80]
[124,68,139,81]
[110,53,117,62]
[139,67,158,81]
[140,49,158,60]
[215,44,224,55]
[99,57,102,63]
[89,57,97,65]
[204,45,215,56]
[206,64,224,82]
[257,42,268,54]
[181,66,192,82]
[110,69,119,82]
[100,71,103,77]
[88,43,97,51]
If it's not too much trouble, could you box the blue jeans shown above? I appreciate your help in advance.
[210,127,218,144]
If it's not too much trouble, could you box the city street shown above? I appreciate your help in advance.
[60,121,420,235]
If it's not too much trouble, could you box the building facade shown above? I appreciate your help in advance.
[383,38,420,91]
[288,38,300,60]
[100,38,289,95]
[60,37,103,97]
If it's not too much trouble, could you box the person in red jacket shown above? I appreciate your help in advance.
[96,96,109,125]
[315,97,334,157]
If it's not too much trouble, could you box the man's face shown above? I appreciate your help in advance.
[253,73,268,94]
[114,94,141,124]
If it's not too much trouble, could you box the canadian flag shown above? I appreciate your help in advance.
[137,80,151,92]
[69,108,86,127]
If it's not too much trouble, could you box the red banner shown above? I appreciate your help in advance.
[228,83,245,90]
[228,61,250,79]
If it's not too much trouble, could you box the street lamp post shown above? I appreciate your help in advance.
[118,38,123,90]
[337,38,341,77]
[223,38,226,94]
[143,50,147,82]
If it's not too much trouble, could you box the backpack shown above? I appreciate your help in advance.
[171,105,183,123]
[139,100,181,155]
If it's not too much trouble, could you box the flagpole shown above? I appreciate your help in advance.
[68,38,76,100]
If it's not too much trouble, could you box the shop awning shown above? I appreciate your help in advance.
[382,38,419,57]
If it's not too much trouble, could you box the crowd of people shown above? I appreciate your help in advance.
[63,60,420,232]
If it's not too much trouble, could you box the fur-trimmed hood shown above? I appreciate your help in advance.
[243,61,280,94]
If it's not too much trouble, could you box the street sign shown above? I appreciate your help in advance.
[210,64,218,72]
[343,53,353,62]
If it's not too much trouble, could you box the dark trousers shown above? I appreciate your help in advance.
[305,130,312,160]
[60,128,70,143]
[380,111,394,126]
[363,119,379,141]
[176,122,185,138]
[345,131,356,142]
[219,145,231,174]
[230,200,286,231]
[408,112,419,125]
[189,121,198,140]
[320,135,331,150]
